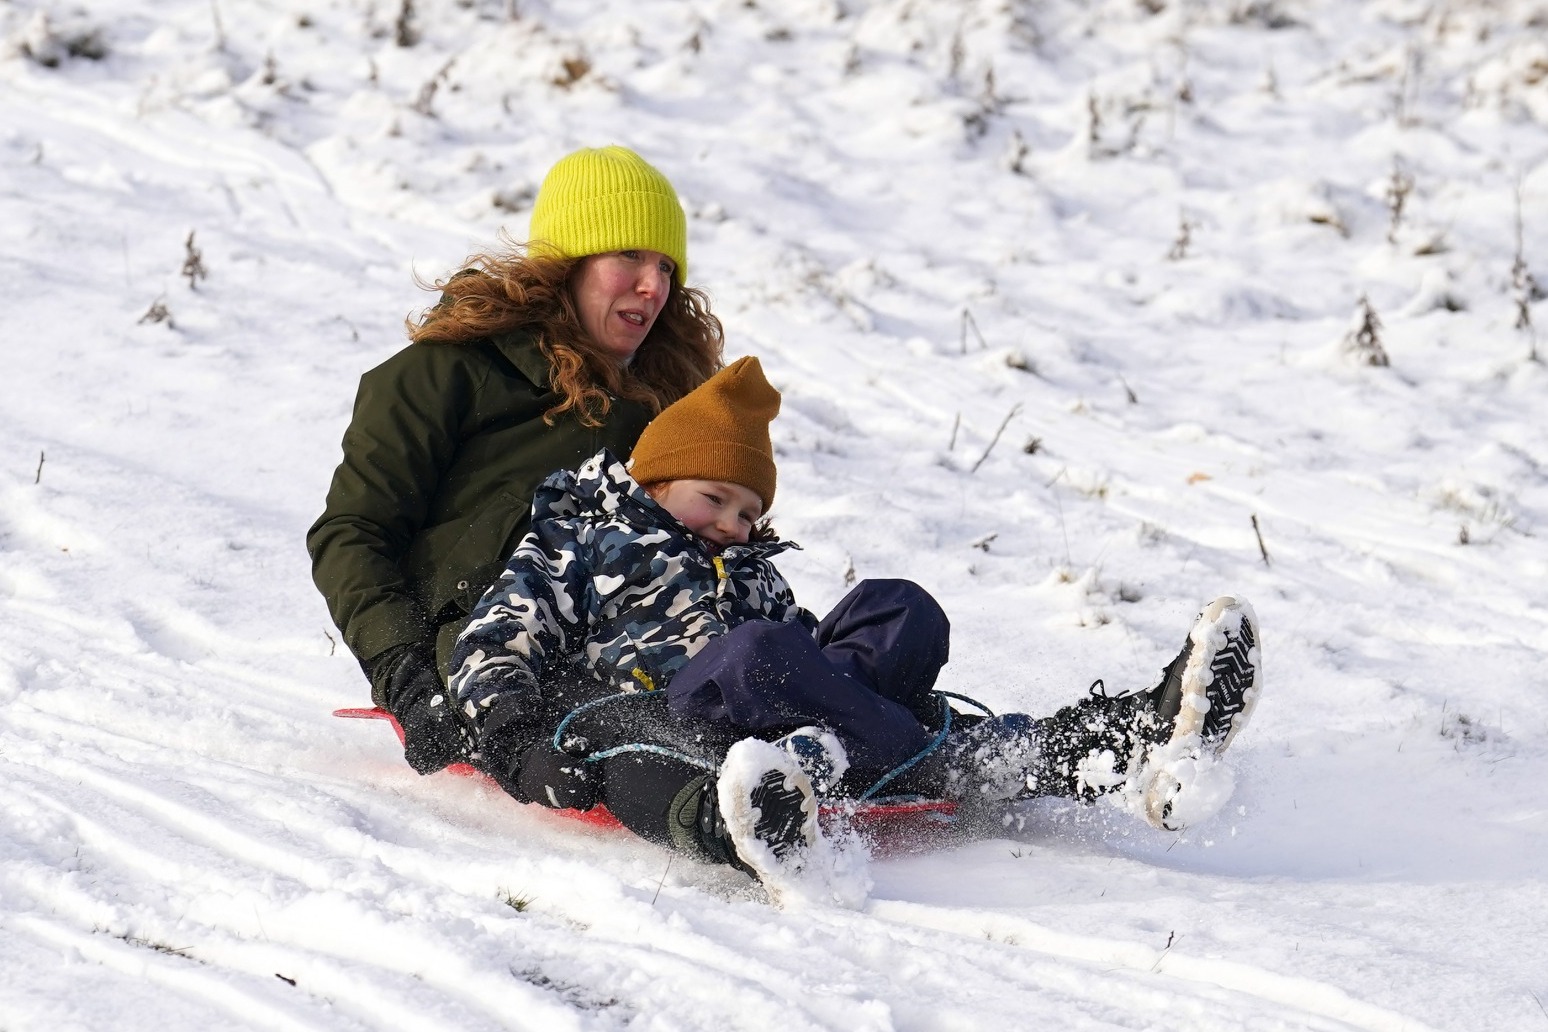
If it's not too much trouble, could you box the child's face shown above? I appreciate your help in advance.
[646,479,763,549]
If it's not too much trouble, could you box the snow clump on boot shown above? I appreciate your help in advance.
[717,737,870,910]
[1124,595,1261,830]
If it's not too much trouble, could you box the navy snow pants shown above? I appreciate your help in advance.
[596,579,951,847]
[666,578,948,782]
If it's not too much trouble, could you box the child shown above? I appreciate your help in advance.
[447,357,1261,891]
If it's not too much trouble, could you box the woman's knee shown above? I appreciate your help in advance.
[599,751,709,848]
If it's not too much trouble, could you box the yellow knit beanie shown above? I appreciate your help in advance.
[630,356,781,510]
[528,145,688,283]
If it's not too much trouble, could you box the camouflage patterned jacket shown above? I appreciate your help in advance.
[449,450,814,744]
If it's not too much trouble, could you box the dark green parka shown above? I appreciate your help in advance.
[307,331,652,683]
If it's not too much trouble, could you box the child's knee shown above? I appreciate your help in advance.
[840,578,950,636]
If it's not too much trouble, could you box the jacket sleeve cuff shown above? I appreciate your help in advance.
[352,596,436,671]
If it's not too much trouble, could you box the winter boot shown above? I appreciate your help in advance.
[672,737,823,896]
[1170,595,1261,751]
[679,739,866,909]
[946,597,1261,827]
[772,726,850,796]
[933,713,1043,808]
[1132,595,1261,828]
[1022,690,1166,802]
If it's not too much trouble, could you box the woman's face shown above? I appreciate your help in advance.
[571,249,677,363]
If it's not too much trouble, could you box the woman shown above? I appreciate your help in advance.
[307,146,723,774]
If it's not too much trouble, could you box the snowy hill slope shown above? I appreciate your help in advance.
[3,0,1547,1028]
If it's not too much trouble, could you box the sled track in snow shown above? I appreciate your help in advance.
[866,900,1443,1032]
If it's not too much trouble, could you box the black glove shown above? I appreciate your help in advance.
[513,741,601,811]
[369,644,466,775]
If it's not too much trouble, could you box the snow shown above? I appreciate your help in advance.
[3,0,1547,1028]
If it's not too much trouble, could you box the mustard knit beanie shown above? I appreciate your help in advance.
[630,356,781,510]
[528,145,688,283]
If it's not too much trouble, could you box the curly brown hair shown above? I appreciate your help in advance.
[408,240,723,425]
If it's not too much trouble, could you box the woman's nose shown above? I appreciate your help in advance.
[637,266,666,298]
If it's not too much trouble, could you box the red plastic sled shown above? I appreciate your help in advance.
[334,706,958,848]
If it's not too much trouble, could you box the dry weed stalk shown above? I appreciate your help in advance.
[1385,158,1414,245]
[1511,181,1541,359]
[1345,295,1389,367]
[181,233,207,290]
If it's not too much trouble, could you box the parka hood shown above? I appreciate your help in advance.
[531,449,795,562]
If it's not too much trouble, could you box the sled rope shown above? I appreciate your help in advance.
[552,689,663,751]
[553,690,720,773]
[856,689,994,800]
[933,690,994,717]
[858,696,953,800]
[583,742,720,772]
[556,687,997,797]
